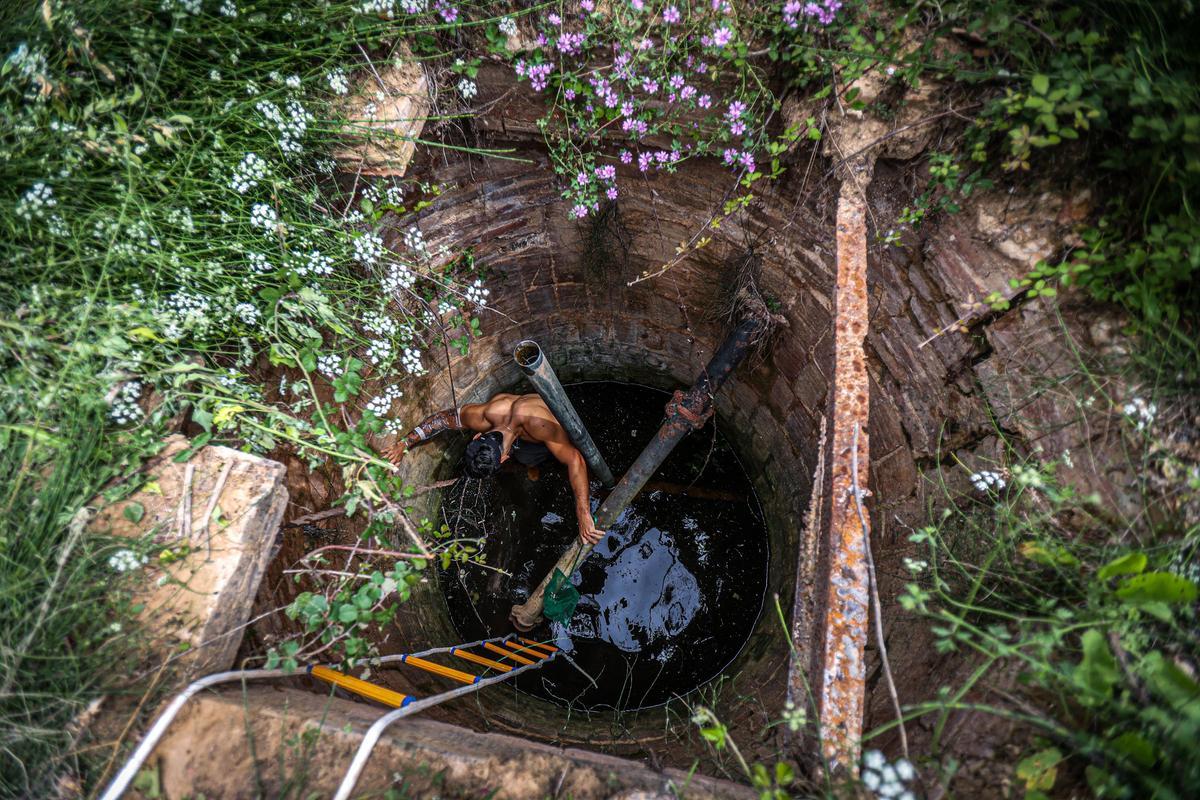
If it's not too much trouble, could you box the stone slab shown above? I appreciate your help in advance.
[89,435,288,676]
[148,686,756,800]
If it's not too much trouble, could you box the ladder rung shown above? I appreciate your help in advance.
[451,647,513,672]
[484,641,534,665]
[503,640,549,660]
[309,665,413,708]
[518,637,559,653]
[401,654,480,684]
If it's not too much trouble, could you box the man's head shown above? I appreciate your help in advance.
[463,431,505,479]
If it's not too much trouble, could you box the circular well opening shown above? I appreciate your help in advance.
[438,381,769,710]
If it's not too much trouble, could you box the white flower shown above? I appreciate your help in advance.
[498,16,518,36]
[235,302,260,325]
[381,263,416,294]
[295,249,333,276]
[317,354,344,377]
[5,42,50,97]
[862,770,881,791]
[385,418,405,434]
[464,278,490,306]
[327,68,350,95]
[385,385,404,401]
[16,182,56,221]
[969,470,1006,492]
[359,0,396,16]
[249,203,278,232]
[247,251,272,273]
[230,152,269,194]
[894,759,915,782]
[1122,396,1157,432]
[218,0,238,17]
[385,184,405,205]
[402,226,426,254]
[366,338,393,365]
[401,347,425,375]
[362,310,398,337]
[353,232,385,265]
[285,74,302,89]
[108,548,148,573]
[457,77,477,100]
[159,0,201,15]
[47,214,68,237]
[902,557,927,574]
[863,750,886,771]
[108,380,144,425]
[209,69,220,81]
[366,394,392,416]
[363,101,378,119]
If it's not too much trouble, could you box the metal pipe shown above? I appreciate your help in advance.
[98,668,293,800]
[332,650,560,800]
[510,318,764,630]
[514,340,615,487]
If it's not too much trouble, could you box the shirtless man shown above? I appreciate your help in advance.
[383,394,605,545]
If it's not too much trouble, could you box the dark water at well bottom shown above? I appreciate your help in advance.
[438,382,768,711]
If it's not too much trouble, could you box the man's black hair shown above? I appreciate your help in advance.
[463,431,504,479]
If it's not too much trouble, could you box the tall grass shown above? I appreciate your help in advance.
[0,1,505,793]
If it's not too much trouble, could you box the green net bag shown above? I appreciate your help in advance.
[543,568,580,623]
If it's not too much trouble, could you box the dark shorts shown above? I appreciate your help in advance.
[510,438,551,467]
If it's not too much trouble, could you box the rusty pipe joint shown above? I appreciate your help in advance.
[664,388,714,431]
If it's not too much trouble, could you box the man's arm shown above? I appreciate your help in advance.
[383,407,464,464]
[545,440,604,545]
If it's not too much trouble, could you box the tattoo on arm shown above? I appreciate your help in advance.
[404,408,462,448]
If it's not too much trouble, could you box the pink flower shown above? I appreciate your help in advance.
[621,100,634,117]
[698,94,712,108]
[572,203,589,218]
[606,186,619,200]
[619,150,633,164]
[712,26,733,47]
[547,12,561,25]
[739,152,756,172]
[730,120,746,136]
[581,0,594,10]
[669,74,685,90]
[565,88,576,100]
[663,5,681,23]
[577,171,589,186]
[641,77,658,94]
[680,85,696,101]
[727,100,746,119]
[630,0,645,10]
[722,148,738,165]
[638,152,652,171]
[594,164,617,181]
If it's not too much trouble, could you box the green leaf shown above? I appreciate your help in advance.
[1074,629,1119,698]
[1098,552,1147,580]
[192,407,213,433]
[1032,74,1050,95]
[1015,747,1062,791]
[1141,651,1200,719]
[123,501,145,523]
[1110,731,1156,768]
[1116,572,1198,605]
[337,604,358,623]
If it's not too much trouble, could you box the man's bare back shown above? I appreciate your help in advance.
[382,393,604,545]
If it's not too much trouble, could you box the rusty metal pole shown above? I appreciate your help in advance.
[510,318,764,631]
[514,341,615,487]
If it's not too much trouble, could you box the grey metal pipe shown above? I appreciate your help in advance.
[510,318,764,630]
[333,649,560,800]
[514,340,615,487]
